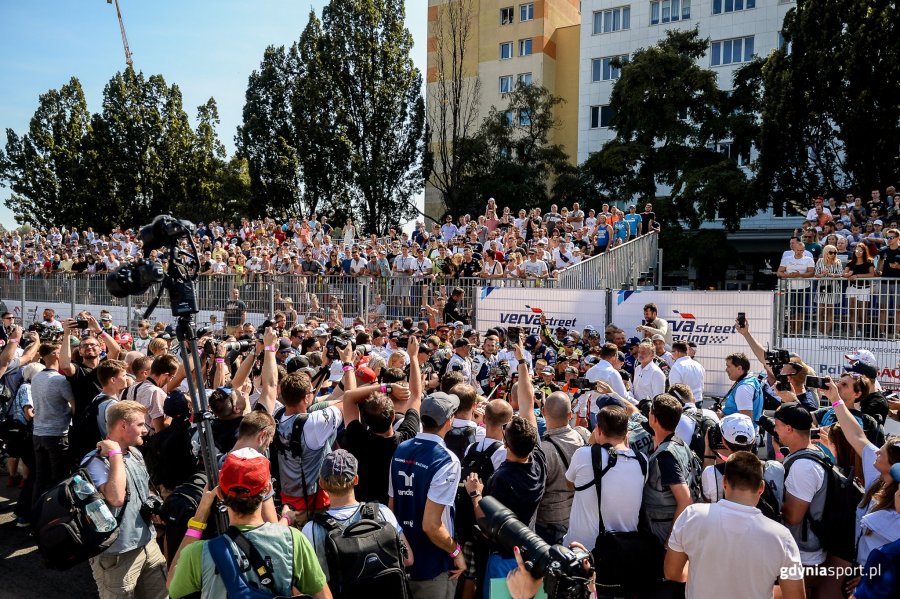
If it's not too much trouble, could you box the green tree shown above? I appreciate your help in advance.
[583,29,763,230]
[752,0,900,205]
[456,83,573,215]
[321,0,425,234]
[0,77,93,227]
[236,46,303,218]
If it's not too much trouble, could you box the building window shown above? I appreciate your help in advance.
[517,72,533,86]
[499,75,513,94]
[592,55,628,82]
[590,105,615,128]
[710,36,754,66]
[709,141,750,166]
[777,32,791,54]
[500,6,514,25]
[592,6,630,34]
[712,0,755,14]
[503,111,514,125]
[500,42,513,60]
[499,146,512,159]
[650,0,690,24]
[519,38,533,56]
[520,3,534,22]
[518,110,532,126]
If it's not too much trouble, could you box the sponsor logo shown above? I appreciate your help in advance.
[668,310,736,346]
[397,471,415,487]
[494,305,580,334]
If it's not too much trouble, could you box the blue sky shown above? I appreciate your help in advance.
[0,0,428,229]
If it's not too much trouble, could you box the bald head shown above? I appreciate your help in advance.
[484,399,513,427]
[543,392,572,423]
[123,350,144,367]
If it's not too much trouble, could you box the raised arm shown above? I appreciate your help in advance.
[512,337,536,430]
[822,378,870,457]
[735,318,776,383]
[59,320,79,376]
[406,334,422,414]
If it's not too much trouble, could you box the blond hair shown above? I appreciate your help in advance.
[106,400,148,430]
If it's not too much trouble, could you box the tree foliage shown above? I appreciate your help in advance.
[1,70,248,230]
[584,29,764,230]
[751,0,900,205]
[455,83,573,215]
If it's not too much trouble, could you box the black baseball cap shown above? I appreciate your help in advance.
[774,402,813,431]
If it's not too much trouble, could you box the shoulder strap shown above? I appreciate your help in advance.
[482,440,503,459]
[361,502,381,521]
[543,435,572,471]
[591,444,618,534]
[225,527,277,594]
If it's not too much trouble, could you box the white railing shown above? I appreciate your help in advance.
[557,231,659,289]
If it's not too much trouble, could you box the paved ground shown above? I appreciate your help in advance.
[0,479,99,599]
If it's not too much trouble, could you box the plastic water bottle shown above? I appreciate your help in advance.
[72,475,117,533]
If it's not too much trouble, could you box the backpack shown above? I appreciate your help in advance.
[686,409,720,461]
[577,444,663,595]
[69,394,114,464]
[713,461,784,521]
[444,424,477,461]
[454,440,503,542]
[206,526,293,599]
[269,408,311,512]
[32,453,128,570]
[784,451,864,562]
[159,472,213,563]
[312,503,411,599]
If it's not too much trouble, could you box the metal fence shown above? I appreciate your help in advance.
[557,231,659,289]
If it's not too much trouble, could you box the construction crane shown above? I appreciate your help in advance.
[107,0,134,67]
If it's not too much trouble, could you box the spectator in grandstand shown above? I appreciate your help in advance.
[778,236,816,335]
[815,244,844,336]
[876,228,900,337]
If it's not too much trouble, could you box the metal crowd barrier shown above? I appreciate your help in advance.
[557,231,659,289]
[774,277,900,341]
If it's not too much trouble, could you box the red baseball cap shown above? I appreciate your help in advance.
[118,332,133,344]
[219,448,270,497]
[357,366,377,384]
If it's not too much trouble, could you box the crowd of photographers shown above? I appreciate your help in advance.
[2,295,900,598]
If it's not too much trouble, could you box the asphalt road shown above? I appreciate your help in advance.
[0,480,99,599]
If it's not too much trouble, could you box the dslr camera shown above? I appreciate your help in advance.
[28,322,63,342]
[478,496,594,599]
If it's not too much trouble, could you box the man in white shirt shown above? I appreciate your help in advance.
[564,405,645,550]
[520,249,549,278]
[665,451,805,599]
[584,344,629,400]
[668,341,705,404]
[777,237,815,335]
[633,342,666,402]
[637,303,671,345]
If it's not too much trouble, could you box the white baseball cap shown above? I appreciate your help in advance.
[720,413,757,446]
[845,349,877,368]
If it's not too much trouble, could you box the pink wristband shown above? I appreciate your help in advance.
[380,384,387,393]
[342,365,353,372]
[264,345,277,352]
[184,528,202,540]
[831,400,843,408]
[107,449,122,457]
[215,358,225,364]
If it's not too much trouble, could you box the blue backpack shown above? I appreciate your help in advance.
[206,527,297,599]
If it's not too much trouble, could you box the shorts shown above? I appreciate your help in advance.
[846,285,871,302]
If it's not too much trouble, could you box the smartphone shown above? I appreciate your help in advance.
[737,312,746,328]
[810,428,821,441]
[75,319,89,329]
[806,375,828,389]
[506,326,522,348]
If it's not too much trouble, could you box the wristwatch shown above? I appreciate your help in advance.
[469,489,481,498]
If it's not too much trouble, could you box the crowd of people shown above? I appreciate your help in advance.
[777,190,900,338]
[1,291,898,599]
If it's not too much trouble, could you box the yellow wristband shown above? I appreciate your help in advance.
[187,518,207,531]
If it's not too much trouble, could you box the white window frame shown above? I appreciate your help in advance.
[710,36,755,66]
[591,54,628,82]
[589,105,615,129]
[592,6,631,35]
[519,3,534,22]
[499,75,514,94]
[519,38,533,57]
[708,141,751,166]
[517,72,533,86]
[650,0,691,25]
[500,6,514,25]
[500,42,513,60]
[712,0,755,14]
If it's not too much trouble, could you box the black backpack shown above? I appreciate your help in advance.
[712,462,783,521]
[784,451,864,562]
[312,503,410,599]
[444,424,477,461]
[269,408,309,509]
[69,394,115,465]
[454,440,503,542]
[687,409,720,461]
[32,453,128,570]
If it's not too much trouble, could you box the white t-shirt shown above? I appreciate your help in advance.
[784,456,827,565]
[779,254,816,289]
[464,438,507,471]
[521,259,548,278]
[633,361,666,401]
[668,500,803,599]
[669,356,705,403]
[301,502,402,545]
[563,446,645,550]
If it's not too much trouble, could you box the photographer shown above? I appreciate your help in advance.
[465,339,547,590]
[504,543,594,599]
[61,314,122,429]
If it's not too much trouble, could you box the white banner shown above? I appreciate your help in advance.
[475,287,607,337]
[780,337,900,391]
[610,290,776,396]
